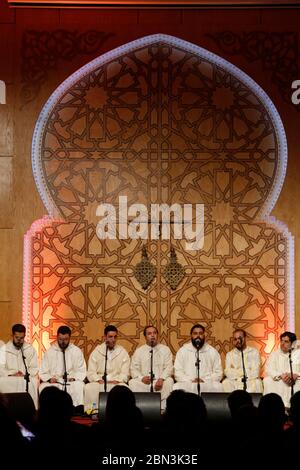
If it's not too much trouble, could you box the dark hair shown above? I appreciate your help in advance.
[190,324,205,335]
[104,325,118,336]
[289,390,300,426]
[280,331,296,343]
[233,329,246,338]
[39,387,73,424]
[227,390,253,418]
[57,325,71,336]
[143,325,158,336]
[12,324,26,335]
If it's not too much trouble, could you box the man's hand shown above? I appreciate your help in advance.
[49,377,58,383]
[154,378,164,391]
[192,378,204,383]
[282,373,296,386]
[142,376,151,385]
[12,371,24,377]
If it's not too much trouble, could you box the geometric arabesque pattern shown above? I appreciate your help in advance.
[25,34,293,362]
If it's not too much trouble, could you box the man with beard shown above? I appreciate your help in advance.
[263,331,300,408]
[0,323,39,407]
[222,329,262,393]
[173,324,223,394]
[129,325,173,411]
[39,325,86,412]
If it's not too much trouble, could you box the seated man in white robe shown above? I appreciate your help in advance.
[173,323,223,394]
[85,325,130,411]
[223,329,263,393]
[0,323,39,408]
[129,325,174,411]
[263,331,300,408]
[39,325,86,411]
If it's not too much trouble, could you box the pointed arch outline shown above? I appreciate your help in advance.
[32,33,287,220]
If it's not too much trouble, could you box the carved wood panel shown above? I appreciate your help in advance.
[25,34,292,361]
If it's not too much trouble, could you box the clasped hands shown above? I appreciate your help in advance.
[281,372,299,385]
[142,376,164,390]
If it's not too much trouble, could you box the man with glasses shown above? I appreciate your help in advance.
[223,329,262,393]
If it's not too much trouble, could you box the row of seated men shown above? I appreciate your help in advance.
[0,322,299,411]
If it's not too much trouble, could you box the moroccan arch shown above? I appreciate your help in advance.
[24,34,293,361]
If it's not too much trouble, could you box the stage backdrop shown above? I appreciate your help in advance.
[22,34,293,361]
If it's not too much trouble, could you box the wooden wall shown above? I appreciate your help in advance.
[0,1,300,355]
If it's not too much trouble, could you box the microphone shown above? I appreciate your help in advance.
[238,337,247,391]
[21,345,26,361]
[61,348,68,393]
[21,346,30,392]
[288,344,295,397]
[103,344,108,392]
[236,336,244,350]
[62,349,68,382]
[194,341,201,396]
[149,341,155,392]
[288,343,294,352]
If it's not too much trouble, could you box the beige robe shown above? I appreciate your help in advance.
[263,347,300,407]
[85,343,130,410]
[173,342,223,394]
[223,346,263,393]
[39,342,86,407]
[129,343,174,410]
[0,340,39,408]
